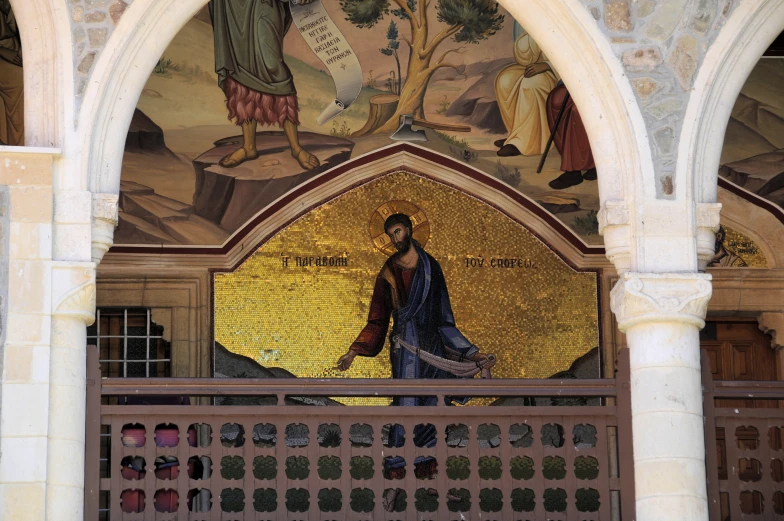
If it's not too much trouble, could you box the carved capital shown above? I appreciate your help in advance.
[696,202,722,271]
[696,203,722,230]
[91,192,118,264]
[610,272,713,331]
[93,192,119,223]
[52,262,96,325]
[758,312,784,350]
[598,200,631,273]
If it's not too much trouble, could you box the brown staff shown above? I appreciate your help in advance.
[536,89,571,174]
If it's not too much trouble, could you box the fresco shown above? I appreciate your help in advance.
[115,2,781,254]
[116,1,603,246]
[0,0,23,146]
[213,172,600,403]
[718,57,784,210]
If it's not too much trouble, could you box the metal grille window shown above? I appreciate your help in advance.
[87,308,171,378]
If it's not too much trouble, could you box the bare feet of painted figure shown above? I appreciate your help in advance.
[219,147,258,168]
[291,148,320,170]
[219,120,259,168]
[218,119,320,170]
[284,120,320,170]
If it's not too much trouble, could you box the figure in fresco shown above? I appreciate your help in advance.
[210,0,320,169]
[336,212,495,388]
[544,84,597,189]
[337,213,495,396]
[709,225,748,267]
[337,212,495,507]
[494,22,558,157]
[0,0,23,146]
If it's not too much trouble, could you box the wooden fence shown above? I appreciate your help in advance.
[84,347,636,520]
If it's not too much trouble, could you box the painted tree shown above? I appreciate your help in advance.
[380,21,401,95]
[341,0,504,134]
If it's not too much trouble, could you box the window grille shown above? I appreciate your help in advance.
[87,308,171,378]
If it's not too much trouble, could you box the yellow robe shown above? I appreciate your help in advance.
[494,32,558,155]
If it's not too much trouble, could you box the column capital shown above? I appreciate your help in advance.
[51,261,97,325]
[696,202,722,271]
[598,200,631,273]
[610,272,713,331]
[91,192,118,264]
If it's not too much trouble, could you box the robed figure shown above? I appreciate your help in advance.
[337,213,495,408]
[544,84,597,190]
[494,21,559,157]
[338,213,494,508]
[0,0,23,146]
[210,0,319,170]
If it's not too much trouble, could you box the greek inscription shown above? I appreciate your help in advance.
[301,16,328,32]
[281,254,349,268]
[465,256,484,268]
[727,239,758,256]
[464,256,537,269]
[325,48,353,65]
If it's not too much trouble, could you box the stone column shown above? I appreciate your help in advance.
[0,150,56,521]
[611,272,713,521]
[45,263,95,521]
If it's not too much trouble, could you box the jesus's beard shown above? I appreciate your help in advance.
[394,236,412,253]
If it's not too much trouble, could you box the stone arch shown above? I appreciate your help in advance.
[682,0,784,206]
[7,0,68,148]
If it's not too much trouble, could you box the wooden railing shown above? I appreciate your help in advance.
[702,353,784,521]
[84,347,636,520]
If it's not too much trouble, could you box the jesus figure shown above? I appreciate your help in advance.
[337,213,495,399]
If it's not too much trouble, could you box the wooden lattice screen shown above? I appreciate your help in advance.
[84,347,636,521]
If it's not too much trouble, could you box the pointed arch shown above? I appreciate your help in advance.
[7,0,69,148]
[681,0,784,205]
[78,0,649,219]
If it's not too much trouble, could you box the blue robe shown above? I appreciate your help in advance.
[350,243,477,447]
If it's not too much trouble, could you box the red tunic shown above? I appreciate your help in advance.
[350,262,416,357]
[546,84,595,172]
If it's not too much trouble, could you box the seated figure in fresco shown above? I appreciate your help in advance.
[0,0,23,146]
[494,22,559,157]
[544,83,597,189]
[210,0,319,170]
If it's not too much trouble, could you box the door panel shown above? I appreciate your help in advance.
[700,321,777,409]
[702,342,725,380]
[730,342,754,381]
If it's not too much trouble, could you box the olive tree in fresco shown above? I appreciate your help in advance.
[340,0,504,134]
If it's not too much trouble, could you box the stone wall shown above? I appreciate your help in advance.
[69,0,132,117]
[580,0,737,198]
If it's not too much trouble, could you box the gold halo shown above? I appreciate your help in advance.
[369,200,431,255]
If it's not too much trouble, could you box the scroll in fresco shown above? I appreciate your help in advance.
[289,0,363,125]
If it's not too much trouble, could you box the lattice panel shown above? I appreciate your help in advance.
[714,413,784,520]
[100,406,627,520]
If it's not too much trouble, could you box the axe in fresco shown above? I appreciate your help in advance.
[390,114,471,142]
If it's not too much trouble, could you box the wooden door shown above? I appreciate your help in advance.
[700,321,777,408]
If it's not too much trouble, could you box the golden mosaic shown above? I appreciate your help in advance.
[214,172,600,404]
[707,225,767,268]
